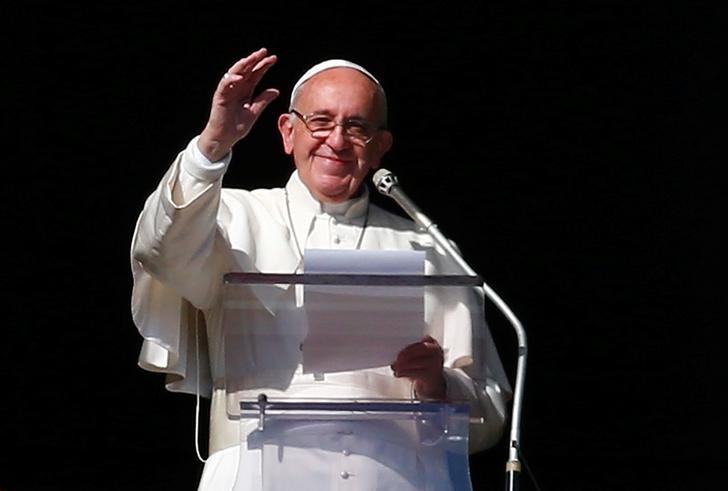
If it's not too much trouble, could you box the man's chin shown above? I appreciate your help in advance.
[313,178,356,203]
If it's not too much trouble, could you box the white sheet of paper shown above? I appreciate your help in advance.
[302,249,426,374]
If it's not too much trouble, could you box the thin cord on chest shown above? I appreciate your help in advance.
[284,189,369,260]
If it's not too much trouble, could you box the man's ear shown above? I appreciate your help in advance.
[277,113,295,155]
[370,130,393,169]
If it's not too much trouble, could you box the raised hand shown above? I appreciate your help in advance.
[198,48,280,161]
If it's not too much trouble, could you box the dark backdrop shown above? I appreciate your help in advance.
[3,2,725,490]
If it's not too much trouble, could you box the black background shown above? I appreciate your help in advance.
[2,2,725,490]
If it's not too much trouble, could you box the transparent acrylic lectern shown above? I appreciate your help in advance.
[222,272,484,491]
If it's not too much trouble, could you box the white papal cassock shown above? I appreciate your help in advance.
[130,137,511,490]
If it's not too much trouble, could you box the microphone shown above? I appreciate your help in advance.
[372,168,435,231]
[373,168,474,275]
[372,167,529,491]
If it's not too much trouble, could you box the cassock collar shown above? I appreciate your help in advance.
[285,171,369,255]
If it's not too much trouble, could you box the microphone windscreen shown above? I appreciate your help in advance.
[372,168,393,187]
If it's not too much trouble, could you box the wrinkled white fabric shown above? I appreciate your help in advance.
[130,137,512,490]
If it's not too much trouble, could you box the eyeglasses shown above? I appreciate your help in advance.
[290,109,379,146]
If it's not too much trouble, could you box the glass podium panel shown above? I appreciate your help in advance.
[222,272,483,491]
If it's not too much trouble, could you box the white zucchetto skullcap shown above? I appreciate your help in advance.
[289,59,384,108]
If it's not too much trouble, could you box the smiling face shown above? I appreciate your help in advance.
[277,67,392,203]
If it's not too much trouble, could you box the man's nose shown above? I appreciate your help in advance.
[325,124,350,149]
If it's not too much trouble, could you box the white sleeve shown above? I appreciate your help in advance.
[131,136,232,309]
[129,136,231,395]
[443,366,510,453]
[427,268,512,454]
[173,135,230,203]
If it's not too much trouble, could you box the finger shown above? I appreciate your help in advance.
[214,48,269,92]
[393,363,436,378]
[246,88,280,114]
[395,352,442,370]
[393,347,443,371]
[244,55,278,90]
[227,48,272,77]
[216,54,277,100]
[392,361,442,380]
[396,341,442,362]
[393,367,428,379]
[399,335,440,352]
[215,72,242,93]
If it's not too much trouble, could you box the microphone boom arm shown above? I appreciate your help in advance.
[373,169,528,490]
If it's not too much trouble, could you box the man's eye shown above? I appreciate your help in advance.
[346,122,370,135]
[307,116,334,128]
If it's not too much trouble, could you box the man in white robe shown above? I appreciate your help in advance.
[131,48,511,490]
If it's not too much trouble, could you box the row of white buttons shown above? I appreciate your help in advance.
[308,215,360,248]
[327,215,359,247]
[340,441,352,479]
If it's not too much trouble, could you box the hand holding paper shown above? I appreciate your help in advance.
[391,335,447,400]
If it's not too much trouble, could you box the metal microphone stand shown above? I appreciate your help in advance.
[415,215,527,491]
[373,171,527,490]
